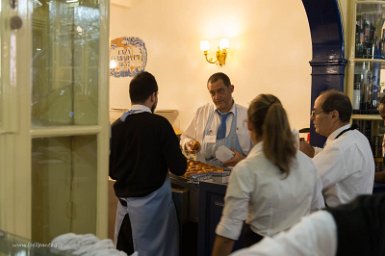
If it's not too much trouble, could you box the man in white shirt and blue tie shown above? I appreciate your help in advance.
[180,72,252,167]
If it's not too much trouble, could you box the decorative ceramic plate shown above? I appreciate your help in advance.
[110,36,147,77]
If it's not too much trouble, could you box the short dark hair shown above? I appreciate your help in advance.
[320,90,352,122]
[207,72,231,87]
[129,71,158,103]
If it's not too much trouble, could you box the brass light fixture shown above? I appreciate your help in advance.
[200,39,229,66]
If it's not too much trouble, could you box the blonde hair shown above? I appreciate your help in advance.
[248,94,296,176]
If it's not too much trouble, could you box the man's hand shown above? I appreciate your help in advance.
[299,138,315,158]
[223,150,245,167]
[185,140,201,154]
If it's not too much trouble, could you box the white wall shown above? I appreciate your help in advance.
[109,0,312,131]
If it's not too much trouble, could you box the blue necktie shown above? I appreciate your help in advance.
[217,112,231,140]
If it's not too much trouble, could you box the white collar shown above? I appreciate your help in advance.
[328,124,351,141]
[215,101,236,115]
[120,104,152,121]
[130,104,152,113]
[248,141,263,156]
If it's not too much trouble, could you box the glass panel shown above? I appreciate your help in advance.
[352,61,385,114]
[32,0,100,126]
[0,34,4,131]
[32,136,97,243]
[353,119,385,171]
[0,1,3,130]
[355,3,385,59]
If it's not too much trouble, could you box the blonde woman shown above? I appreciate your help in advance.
[212,94,324,256]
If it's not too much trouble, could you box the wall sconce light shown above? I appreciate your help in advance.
[200,39,229,66]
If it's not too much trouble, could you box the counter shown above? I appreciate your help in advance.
[170,174,201,223]
[170,174,229,256]
[108,168,230,256]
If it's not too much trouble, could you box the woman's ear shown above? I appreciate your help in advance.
[247,119,259,143]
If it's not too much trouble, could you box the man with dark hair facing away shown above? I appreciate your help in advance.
[109,71,187,256]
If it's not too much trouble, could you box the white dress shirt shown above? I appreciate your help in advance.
[215,142,325,240]
[180,102,251,161]
[230,210,337,256]
[313,124,375,207]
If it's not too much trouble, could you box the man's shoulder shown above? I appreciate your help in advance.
[111,117,123,128]
[113,113,169,127]
[194,103,215,117]
[152,113,172,124]
[196,102,214,111]
[324,129,371,155]
[338,129,370,146]
[234,103,248,112]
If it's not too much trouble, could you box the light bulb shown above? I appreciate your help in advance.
[200,40,210,51]
[219,39,229,49]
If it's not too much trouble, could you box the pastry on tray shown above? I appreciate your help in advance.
[183,160,225,179]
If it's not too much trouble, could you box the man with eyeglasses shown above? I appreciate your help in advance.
[300,89,374,207]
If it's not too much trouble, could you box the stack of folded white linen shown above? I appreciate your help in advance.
[50,233,134,256]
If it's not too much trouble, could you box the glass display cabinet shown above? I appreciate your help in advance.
[346,1,385,172]
[0,0,110,242]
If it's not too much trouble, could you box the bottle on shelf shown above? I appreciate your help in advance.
[374,36,382,59]
[363,15,375,58]
[360,62,371,113]
[381,25,385,59]
[353,74,362,113]
[356,61,382,114]
[352,2,385,171]
[355,18,365,58]
[372,61,381,108]
[352,119,383,172]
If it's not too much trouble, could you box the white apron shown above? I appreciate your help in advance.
[200,108,243,167]
[116,178,179,256]
[114,107,179,256]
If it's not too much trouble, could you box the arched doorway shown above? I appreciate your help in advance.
[302,0,347,147]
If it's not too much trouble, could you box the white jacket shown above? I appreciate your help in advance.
[180,102,252,162]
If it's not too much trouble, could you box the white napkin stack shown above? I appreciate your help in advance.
[215,145,235,162]
[50,233,129,256]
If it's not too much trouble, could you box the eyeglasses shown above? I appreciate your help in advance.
[310,109,324,118]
